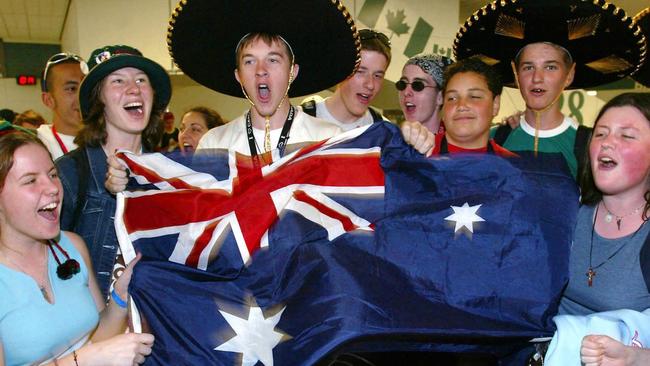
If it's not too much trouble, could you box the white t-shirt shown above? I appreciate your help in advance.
[36,124,77,160]
[315,99,374,132]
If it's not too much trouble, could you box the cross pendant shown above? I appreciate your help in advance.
[586,268,595,287]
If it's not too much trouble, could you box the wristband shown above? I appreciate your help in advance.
[111,288,127,308]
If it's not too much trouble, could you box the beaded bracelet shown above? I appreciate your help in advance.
[111,288,127,308]
[73,350,79,366]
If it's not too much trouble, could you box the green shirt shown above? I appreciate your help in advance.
[490,116,579,177]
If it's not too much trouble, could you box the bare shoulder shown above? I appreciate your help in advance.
[61,231,92,263]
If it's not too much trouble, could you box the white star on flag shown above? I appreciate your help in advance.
[445,202,485,233]
[214,306,286,366]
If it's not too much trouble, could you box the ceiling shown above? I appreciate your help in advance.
[0,0,647,43]
[0,0,69,43]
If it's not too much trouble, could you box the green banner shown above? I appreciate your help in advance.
[358,0,387,28]
[403,18,432,58]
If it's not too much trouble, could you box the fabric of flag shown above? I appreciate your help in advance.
[114,123,579,365]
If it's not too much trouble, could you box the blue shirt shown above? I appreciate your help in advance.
[560,204,650,315]
[0,232,99,365]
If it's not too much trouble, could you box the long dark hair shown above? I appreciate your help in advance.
[579,92,650,220]
[74,76,164,151]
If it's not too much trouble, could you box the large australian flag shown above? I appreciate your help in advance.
[114,122,578,365]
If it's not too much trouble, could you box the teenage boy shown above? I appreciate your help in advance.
[492,42,580,173]
[397,54,453,134]
[301,29,391,131]
[452,0,644,178]
[432,58,515,157]
[38,52,87,159]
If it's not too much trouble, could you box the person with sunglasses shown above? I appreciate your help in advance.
[300,29,391,131]
[38,52,88,160]
[397,54,453,135]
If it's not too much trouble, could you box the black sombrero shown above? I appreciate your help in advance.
[167,0,360,98]
[453,0,646,89]
[632,8,650,87]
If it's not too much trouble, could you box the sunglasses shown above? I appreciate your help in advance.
[395,80,437,92]
[41,53,88,92]
[359,29,391,48]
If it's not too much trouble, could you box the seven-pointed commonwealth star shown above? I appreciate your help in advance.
[444,202,485,233]
[214,306,286,366]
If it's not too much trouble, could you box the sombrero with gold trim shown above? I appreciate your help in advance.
[453,0,646,89]
[167,0,360,98]
[632,8,650,87]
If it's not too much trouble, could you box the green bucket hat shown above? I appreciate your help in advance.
[79,45,171,118]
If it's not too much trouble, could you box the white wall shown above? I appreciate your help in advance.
[0,79,50,121]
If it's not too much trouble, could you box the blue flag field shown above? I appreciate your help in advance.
[114,123,578,365]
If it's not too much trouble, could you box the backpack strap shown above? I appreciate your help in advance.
[70,148,90,230]
[492,124,513,146]
[300,100,317,117]
[574,125,593,180]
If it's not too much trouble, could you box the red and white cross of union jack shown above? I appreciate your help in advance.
[114,130,385,269]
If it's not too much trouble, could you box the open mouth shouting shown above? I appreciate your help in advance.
[124,102,145,118]
[38,201,59,222]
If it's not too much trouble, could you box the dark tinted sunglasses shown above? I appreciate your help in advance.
[359,29,391,48]
[395,80,436,92]
[41,53,88,92]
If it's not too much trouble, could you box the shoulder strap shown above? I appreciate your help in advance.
[574,125,593,179]
[70,148,90,230]
[300,100,317,117]
[492,124,513,146]
[368,107,384,122]
[640,226,650,293]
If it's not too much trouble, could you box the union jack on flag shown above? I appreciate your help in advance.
[115,125,390,270]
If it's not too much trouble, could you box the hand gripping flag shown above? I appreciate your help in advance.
[114,122,579,365]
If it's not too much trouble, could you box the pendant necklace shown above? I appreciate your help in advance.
[601,200,645,230]
[587,203,646,287]
[0,246,50,302]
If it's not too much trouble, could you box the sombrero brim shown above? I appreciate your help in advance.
[79,55,172,118]
[632,8,650,87]
[453,0,646,89]
[167,0,360,98]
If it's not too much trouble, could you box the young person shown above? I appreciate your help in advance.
[38,52,87,159]
[0,129,153,366]
[57,45,171,299]
[539,93,650,365]
[431,58,515,157]
[398,54,453,134]
[452,0,644,178]
[178,106,225,153]
[161,0,362,159]
[301,29,392,131]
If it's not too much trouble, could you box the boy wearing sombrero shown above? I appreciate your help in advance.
[167,0,356,160]
[454,0,645,179]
